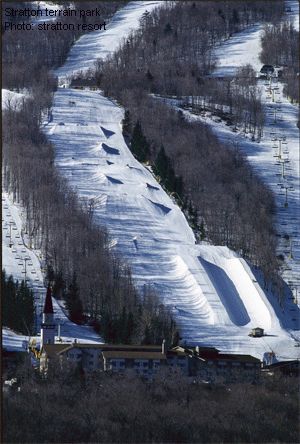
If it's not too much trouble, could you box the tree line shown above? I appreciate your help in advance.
[2,1,125,90]
[3,357,299,443]
[2,270,35,335]
[260,20,299,106]
[91,1,283,289]
[93,0,283,140]
[2,1,177,346]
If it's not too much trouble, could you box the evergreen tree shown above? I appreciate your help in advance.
[65,273,83,324]
[122,109,131,137]
[53,270,65,300]
[2,271,35,335]
[130,121,150,162]
[154,145,169,179]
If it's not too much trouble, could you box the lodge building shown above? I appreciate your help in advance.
[39,286,261,382]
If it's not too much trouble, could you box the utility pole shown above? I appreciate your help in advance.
[280,185,294,208]
[293,286,299,305]
[289,238,293,259]
[9,221,14,248]
[23,257,30,282]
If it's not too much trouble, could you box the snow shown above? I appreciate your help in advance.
[3,1,299,361]
[177,17,300,297]
[2,327,29,352]
[55,1,161,83]
[213,24,263,77]
[2,191,103,350]
[2,89,28,111]
[212,0,299,77]
[39,1,300,361]
[286,0,299,31]
[31,1,62,23]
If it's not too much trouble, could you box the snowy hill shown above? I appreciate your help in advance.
[2,192,103,348]
[39,1,300,360]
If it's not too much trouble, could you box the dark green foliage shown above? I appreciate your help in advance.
[122,109,131,137]
[65,273,83,323]
[154,146,184,198]
[2,270,35,335]
[52,270,65,300]
[130,120,150,162]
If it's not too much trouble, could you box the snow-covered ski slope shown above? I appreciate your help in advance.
[2,192,102,349]
[200,0,300,296]
[56,1,161,83]
[180,80,300,294]
[42,1,300,360]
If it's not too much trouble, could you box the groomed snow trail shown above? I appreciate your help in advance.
[41,1,300,359]
[192,1,300,298]
[2,192,103,349]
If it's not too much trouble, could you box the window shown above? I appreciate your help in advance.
[112,361,116,367]
[143,362,148,367]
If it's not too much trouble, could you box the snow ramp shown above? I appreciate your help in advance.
[169,256,215,325]
[224,258,273,330]
[199,258,250,326]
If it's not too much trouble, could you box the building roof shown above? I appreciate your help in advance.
[217,354,260,363]
[268,360,299,369]
[102,351,167,360]
[43,285,54,314]
[42,344,71,358]
[42,342,163,356]
[167,350,187,357]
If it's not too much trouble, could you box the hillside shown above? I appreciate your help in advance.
[40,1,300,360]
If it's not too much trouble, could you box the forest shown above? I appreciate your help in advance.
[2,1,176,346]
[3,357,299,443]
[260,20,299,106]
[92,0,285,288]
[2,271,35,335]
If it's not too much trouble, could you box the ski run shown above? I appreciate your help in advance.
[2,1,300,361]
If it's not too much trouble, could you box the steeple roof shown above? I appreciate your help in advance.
[43,285,54,314]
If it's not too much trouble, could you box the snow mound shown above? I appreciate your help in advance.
[106,175,123,185]
[101,126,115,138]
[171,256,215,324]
[146,183,160,190]
[199,257,250,326]
[102,143,120,155]
[143,197,172,216]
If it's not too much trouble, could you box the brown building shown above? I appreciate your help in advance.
[172,345,261,383]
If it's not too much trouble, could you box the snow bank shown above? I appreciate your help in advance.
[2,89,28,111]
